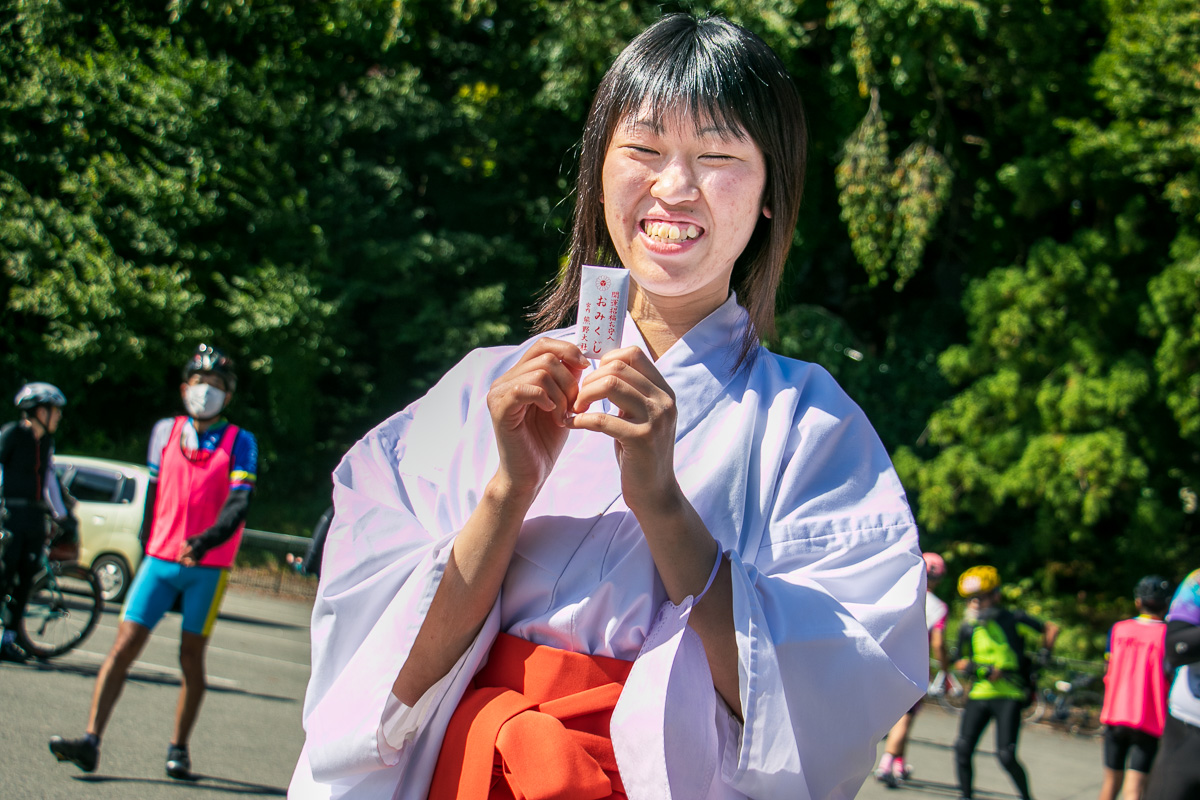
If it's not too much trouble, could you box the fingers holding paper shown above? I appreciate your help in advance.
[487,338,589,497]
[567,346,680,514]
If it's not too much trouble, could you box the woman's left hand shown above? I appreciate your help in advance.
[569,347,741,717]
[566,346,680,514]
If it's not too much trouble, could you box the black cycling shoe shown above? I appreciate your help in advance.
[166,744,192,780]
[49,735,100,773]
[0,640,29,663]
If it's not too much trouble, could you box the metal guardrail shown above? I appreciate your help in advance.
[241,528,312,553]
[232,528,318,598]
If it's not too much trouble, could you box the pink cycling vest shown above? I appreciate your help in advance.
[146,416,245,569]
[1100,616,1168,736]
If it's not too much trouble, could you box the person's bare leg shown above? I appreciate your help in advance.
[1122,768,1149,800]
[173,631,208,746]
[87,620,152,737]
[1098,766,1124,800]
[885,713,915,757]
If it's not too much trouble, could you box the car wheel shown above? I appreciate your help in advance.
[91,554,131,604]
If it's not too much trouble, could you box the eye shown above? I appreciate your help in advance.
[622,144,659,156]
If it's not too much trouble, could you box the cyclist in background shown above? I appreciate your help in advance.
[875,551,952,786]
[0,382,78,663]
[49,344,257,779]
[1099,575,1171,800]
[1144,568,1200,800]
[953,565,1059,800]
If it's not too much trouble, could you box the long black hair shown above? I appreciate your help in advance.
[531,13,808,369]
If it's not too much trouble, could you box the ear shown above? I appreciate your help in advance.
[762,204,772,219]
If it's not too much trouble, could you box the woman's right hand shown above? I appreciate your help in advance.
[486,338,588,498]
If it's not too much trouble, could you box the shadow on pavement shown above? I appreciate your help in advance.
[885,776,1023,799]
[887,776,963,796]
[27,658,298,703]
[75,773,286,795]
[214,611,308,632]
[98,603,309,633]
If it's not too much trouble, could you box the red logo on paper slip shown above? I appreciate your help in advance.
[576,266,629,360]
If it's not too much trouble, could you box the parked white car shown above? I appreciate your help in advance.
[54,454,150,604]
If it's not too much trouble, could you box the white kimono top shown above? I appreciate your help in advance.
[290,295,927,800]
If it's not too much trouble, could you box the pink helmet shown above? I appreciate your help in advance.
[922,552,946,580]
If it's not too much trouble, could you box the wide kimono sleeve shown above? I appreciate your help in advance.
[292,346,520,797]
[723,363,926,800]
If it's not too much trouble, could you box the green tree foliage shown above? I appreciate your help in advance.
[887,0,1200,604]
[0,0,342,520]
[2,0,1197,618]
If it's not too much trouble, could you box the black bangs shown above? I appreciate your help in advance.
[602,15,778,144]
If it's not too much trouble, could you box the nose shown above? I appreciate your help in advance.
[650,158,699,205]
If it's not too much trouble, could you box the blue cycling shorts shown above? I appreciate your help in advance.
[121,556,229,637]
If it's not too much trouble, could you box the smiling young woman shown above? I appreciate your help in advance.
[293,14,926,800]
[535,14,807,369]
[599,113,771,356]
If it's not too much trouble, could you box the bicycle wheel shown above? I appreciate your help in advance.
[17,563,104,659]
[938,673,970,713]
[1067,690,1105,737]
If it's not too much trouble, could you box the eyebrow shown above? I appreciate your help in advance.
[626,118,735,139]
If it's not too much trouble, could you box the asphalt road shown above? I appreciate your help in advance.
[3,586,1108,800]
[858,703,1106,800]
[0,587,313,799]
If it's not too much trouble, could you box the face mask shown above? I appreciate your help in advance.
[184,383,226,420]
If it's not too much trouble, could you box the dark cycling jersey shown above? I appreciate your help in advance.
[1,421,55,505]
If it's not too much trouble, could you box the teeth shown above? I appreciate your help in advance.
[645,222,700,241]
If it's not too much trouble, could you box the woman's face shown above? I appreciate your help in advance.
[601,111,769,314]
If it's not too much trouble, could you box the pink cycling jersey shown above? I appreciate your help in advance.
[145,416,245,569]
[1100,616,1168,736]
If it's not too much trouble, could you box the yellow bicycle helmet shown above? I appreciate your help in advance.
[958,565,1001,598]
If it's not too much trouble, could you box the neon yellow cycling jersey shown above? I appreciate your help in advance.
[957,607,1045,701]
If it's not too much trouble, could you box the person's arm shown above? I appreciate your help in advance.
[567,345,739,716]
[1042,620,1060,652]
[142,418,173,552]
[1013,608,1056,664]
[139,479,157,553]
[183,489,253,561]
[43,454,72,520]
[931,626,949,676]
[1165,619,1200,669]
[391,338,588,706]
[302,506,333,577]
[954,623,973,671]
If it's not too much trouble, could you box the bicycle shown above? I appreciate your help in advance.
[1027,663,1105,737]
[929,666,969,712]
[0,522,104,660]
[933,661,1045,721]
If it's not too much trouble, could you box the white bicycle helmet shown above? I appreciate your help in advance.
[14,382,67,410]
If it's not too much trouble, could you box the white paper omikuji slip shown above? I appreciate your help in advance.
[576,265,629,360]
